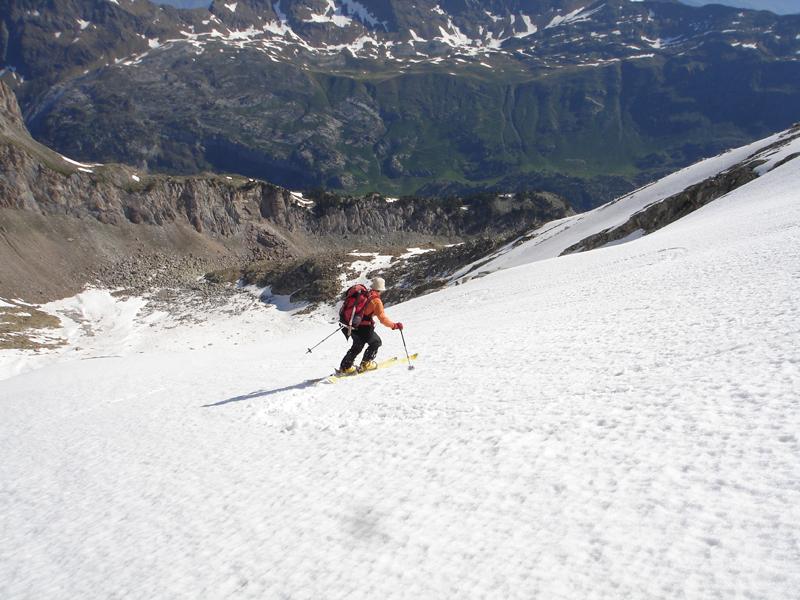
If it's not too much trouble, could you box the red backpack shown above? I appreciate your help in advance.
[339,284,371,336]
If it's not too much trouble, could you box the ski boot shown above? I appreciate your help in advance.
[358,360,377,373]
[336,365,357,376]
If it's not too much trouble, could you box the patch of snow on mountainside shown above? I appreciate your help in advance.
[98,0,798,71]
[753,136,800,174]
[0,287,302,381]
[436,18,474,48]
[59,154,102,169]
[1,143,798,598]
[341,0,386,29]
[339,251,395,290]
[408,28,424,42]
[642,35,684,49]
[546,6,592,29]
[0,289,148,379]
[46,289,148,352]
[485,10,504,23]
[514,14,538,38]
[306,0,353,27]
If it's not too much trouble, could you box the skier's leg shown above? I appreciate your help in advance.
[362,329,382,363]
[340,329,368,370]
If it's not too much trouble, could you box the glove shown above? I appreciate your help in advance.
[393,322,404,331]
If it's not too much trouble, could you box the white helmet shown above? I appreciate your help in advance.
[371,276,386,291]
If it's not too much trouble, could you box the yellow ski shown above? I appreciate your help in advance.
[325,353,418,383]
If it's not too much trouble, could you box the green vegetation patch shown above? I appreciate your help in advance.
[0,303,64,351]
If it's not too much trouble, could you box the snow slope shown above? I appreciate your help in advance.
[452,127,800,281]
[1,156,799,597]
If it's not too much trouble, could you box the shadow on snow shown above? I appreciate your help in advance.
[203,377,326,407]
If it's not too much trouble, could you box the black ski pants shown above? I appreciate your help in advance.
[341,326,382,369]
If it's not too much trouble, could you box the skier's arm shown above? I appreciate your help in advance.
[371,298,396,329]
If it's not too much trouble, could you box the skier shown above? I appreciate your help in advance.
[338,276,403,374]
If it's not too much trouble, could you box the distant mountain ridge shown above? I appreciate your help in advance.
[2,0,800,207]
[681,0,799,15]
[153,0,211,8]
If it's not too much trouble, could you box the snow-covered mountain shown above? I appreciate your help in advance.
[10,0,797,80]
[1,125,799,597]
[682,0,800,15]
[5,0,800,199]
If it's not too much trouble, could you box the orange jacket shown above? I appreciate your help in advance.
[363,292,396,329]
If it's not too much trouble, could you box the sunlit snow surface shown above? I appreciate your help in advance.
[1,159,799,597]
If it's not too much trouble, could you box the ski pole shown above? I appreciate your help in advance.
[306,325,343,354]
[399,328,414,370]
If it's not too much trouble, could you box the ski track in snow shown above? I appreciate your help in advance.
[1,162,800,597]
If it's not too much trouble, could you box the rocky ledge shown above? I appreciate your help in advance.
[0,80,574,301]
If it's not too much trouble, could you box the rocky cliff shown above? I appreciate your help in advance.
[0,81,573,300]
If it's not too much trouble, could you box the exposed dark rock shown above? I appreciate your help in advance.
[240,254,348,304]
[376,238,508,305]
[561,166,750,254]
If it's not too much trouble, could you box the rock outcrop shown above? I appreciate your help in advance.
[0,81,574,300]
